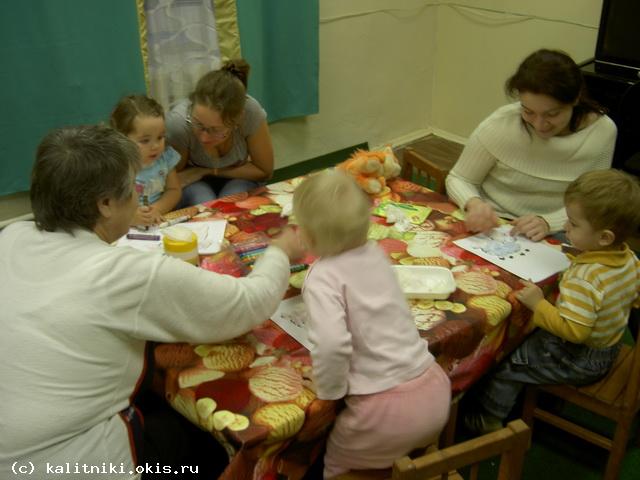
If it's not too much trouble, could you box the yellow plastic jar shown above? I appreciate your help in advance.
[162,226,199,266]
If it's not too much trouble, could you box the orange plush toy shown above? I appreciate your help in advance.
[336,146,401,195]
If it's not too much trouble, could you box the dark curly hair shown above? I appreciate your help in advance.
[505,49,604,132]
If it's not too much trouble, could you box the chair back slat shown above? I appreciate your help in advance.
[401,147,449,194]
[392,420,531,480]
[522,310,640,480]
[622,317,640,409]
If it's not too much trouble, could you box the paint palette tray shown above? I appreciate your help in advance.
[392,265,456,300]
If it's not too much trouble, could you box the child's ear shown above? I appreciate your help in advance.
[598,229,616,247]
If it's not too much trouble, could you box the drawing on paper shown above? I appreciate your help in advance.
[453,225,571,283]
[475,228,531,261]
[278,301,309,329]
[272,296,311,349]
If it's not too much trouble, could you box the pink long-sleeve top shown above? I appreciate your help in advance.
[302,241,435,400]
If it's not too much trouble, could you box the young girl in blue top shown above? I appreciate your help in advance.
[110,95,182,226]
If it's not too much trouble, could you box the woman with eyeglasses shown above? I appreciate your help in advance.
[166,59,274,207]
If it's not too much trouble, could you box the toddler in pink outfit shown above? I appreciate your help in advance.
[293,170,451,479]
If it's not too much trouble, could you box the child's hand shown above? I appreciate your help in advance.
[271,227,305,262]
[515,281,544,311]
[133,205,163,226]
[147,205,164,225]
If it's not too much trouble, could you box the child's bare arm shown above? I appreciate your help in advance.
[151,169,182,215]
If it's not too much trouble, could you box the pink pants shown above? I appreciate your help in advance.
[323,362,451,479]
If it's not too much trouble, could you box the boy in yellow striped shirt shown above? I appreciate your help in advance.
[465,169,640,434]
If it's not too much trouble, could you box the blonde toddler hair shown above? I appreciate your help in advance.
[564,169,640,244]
[292,169,371,257]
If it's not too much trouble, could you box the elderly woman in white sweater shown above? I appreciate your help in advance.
[446,49,617,241]
[0,125,302,479]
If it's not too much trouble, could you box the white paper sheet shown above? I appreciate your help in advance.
[271,295,311,350]
[116,219,227,255]
[453,225,570,282]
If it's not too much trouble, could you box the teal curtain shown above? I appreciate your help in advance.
[236,0,319,123]
[0,0,146,196]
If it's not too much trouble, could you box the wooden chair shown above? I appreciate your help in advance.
[400,147,452,195]
[392,420,530,480]
[439,395,461,448]
[522,314,640,480]
[333,420,531,480]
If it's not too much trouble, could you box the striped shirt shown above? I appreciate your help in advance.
[552,245,640,348]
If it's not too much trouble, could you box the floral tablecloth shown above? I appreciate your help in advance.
[153,176,550,479]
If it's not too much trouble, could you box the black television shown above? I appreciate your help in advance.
[594,0,640,79]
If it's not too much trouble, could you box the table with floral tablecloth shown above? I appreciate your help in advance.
[153,175,554,480]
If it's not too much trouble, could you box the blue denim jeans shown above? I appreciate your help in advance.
[477,329,620,419]
[178,177,260,208]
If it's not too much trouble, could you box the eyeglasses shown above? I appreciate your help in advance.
[186,113,232,139]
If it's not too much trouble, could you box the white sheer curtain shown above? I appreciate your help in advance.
[144,0,222,109]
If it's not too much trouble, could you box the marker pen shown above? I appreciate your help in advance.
[289,263,308,273]
[126,233,161,241]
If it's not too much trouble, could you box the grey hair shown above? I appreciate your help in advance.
[30,124,141,232]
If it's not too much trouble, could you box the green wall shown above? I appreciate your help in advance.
[0,0,319,196]
[0,0,146,196]
[236,0,319,123]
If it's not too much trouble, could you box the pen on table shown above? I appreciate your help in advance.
[240,251,307,272]
[136,192,150,231]
[247,263,309,272]
[239,254,263,265]
[158,215,191,228]
[126,233,161,241]
[289,263,308,273]
[239,248,303,267]
[233,242,269,254]
[238,246,267,258]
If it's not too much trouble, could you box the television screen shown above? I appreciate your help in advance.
[595,0,640,77]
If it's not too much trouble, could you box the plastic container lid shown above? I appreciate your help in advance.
[392,265,456,300]
[163,226,197,253]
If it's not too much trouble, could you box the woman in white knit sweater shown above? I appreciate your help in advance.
[446,49,617,241]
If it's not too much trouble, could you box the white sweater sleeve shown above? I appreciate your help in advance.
[445,132,497,210]
[540,206,570,233]
[134,246,291,343]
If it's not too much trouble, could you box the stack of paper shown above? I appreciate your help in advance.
[116,219,227,255]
